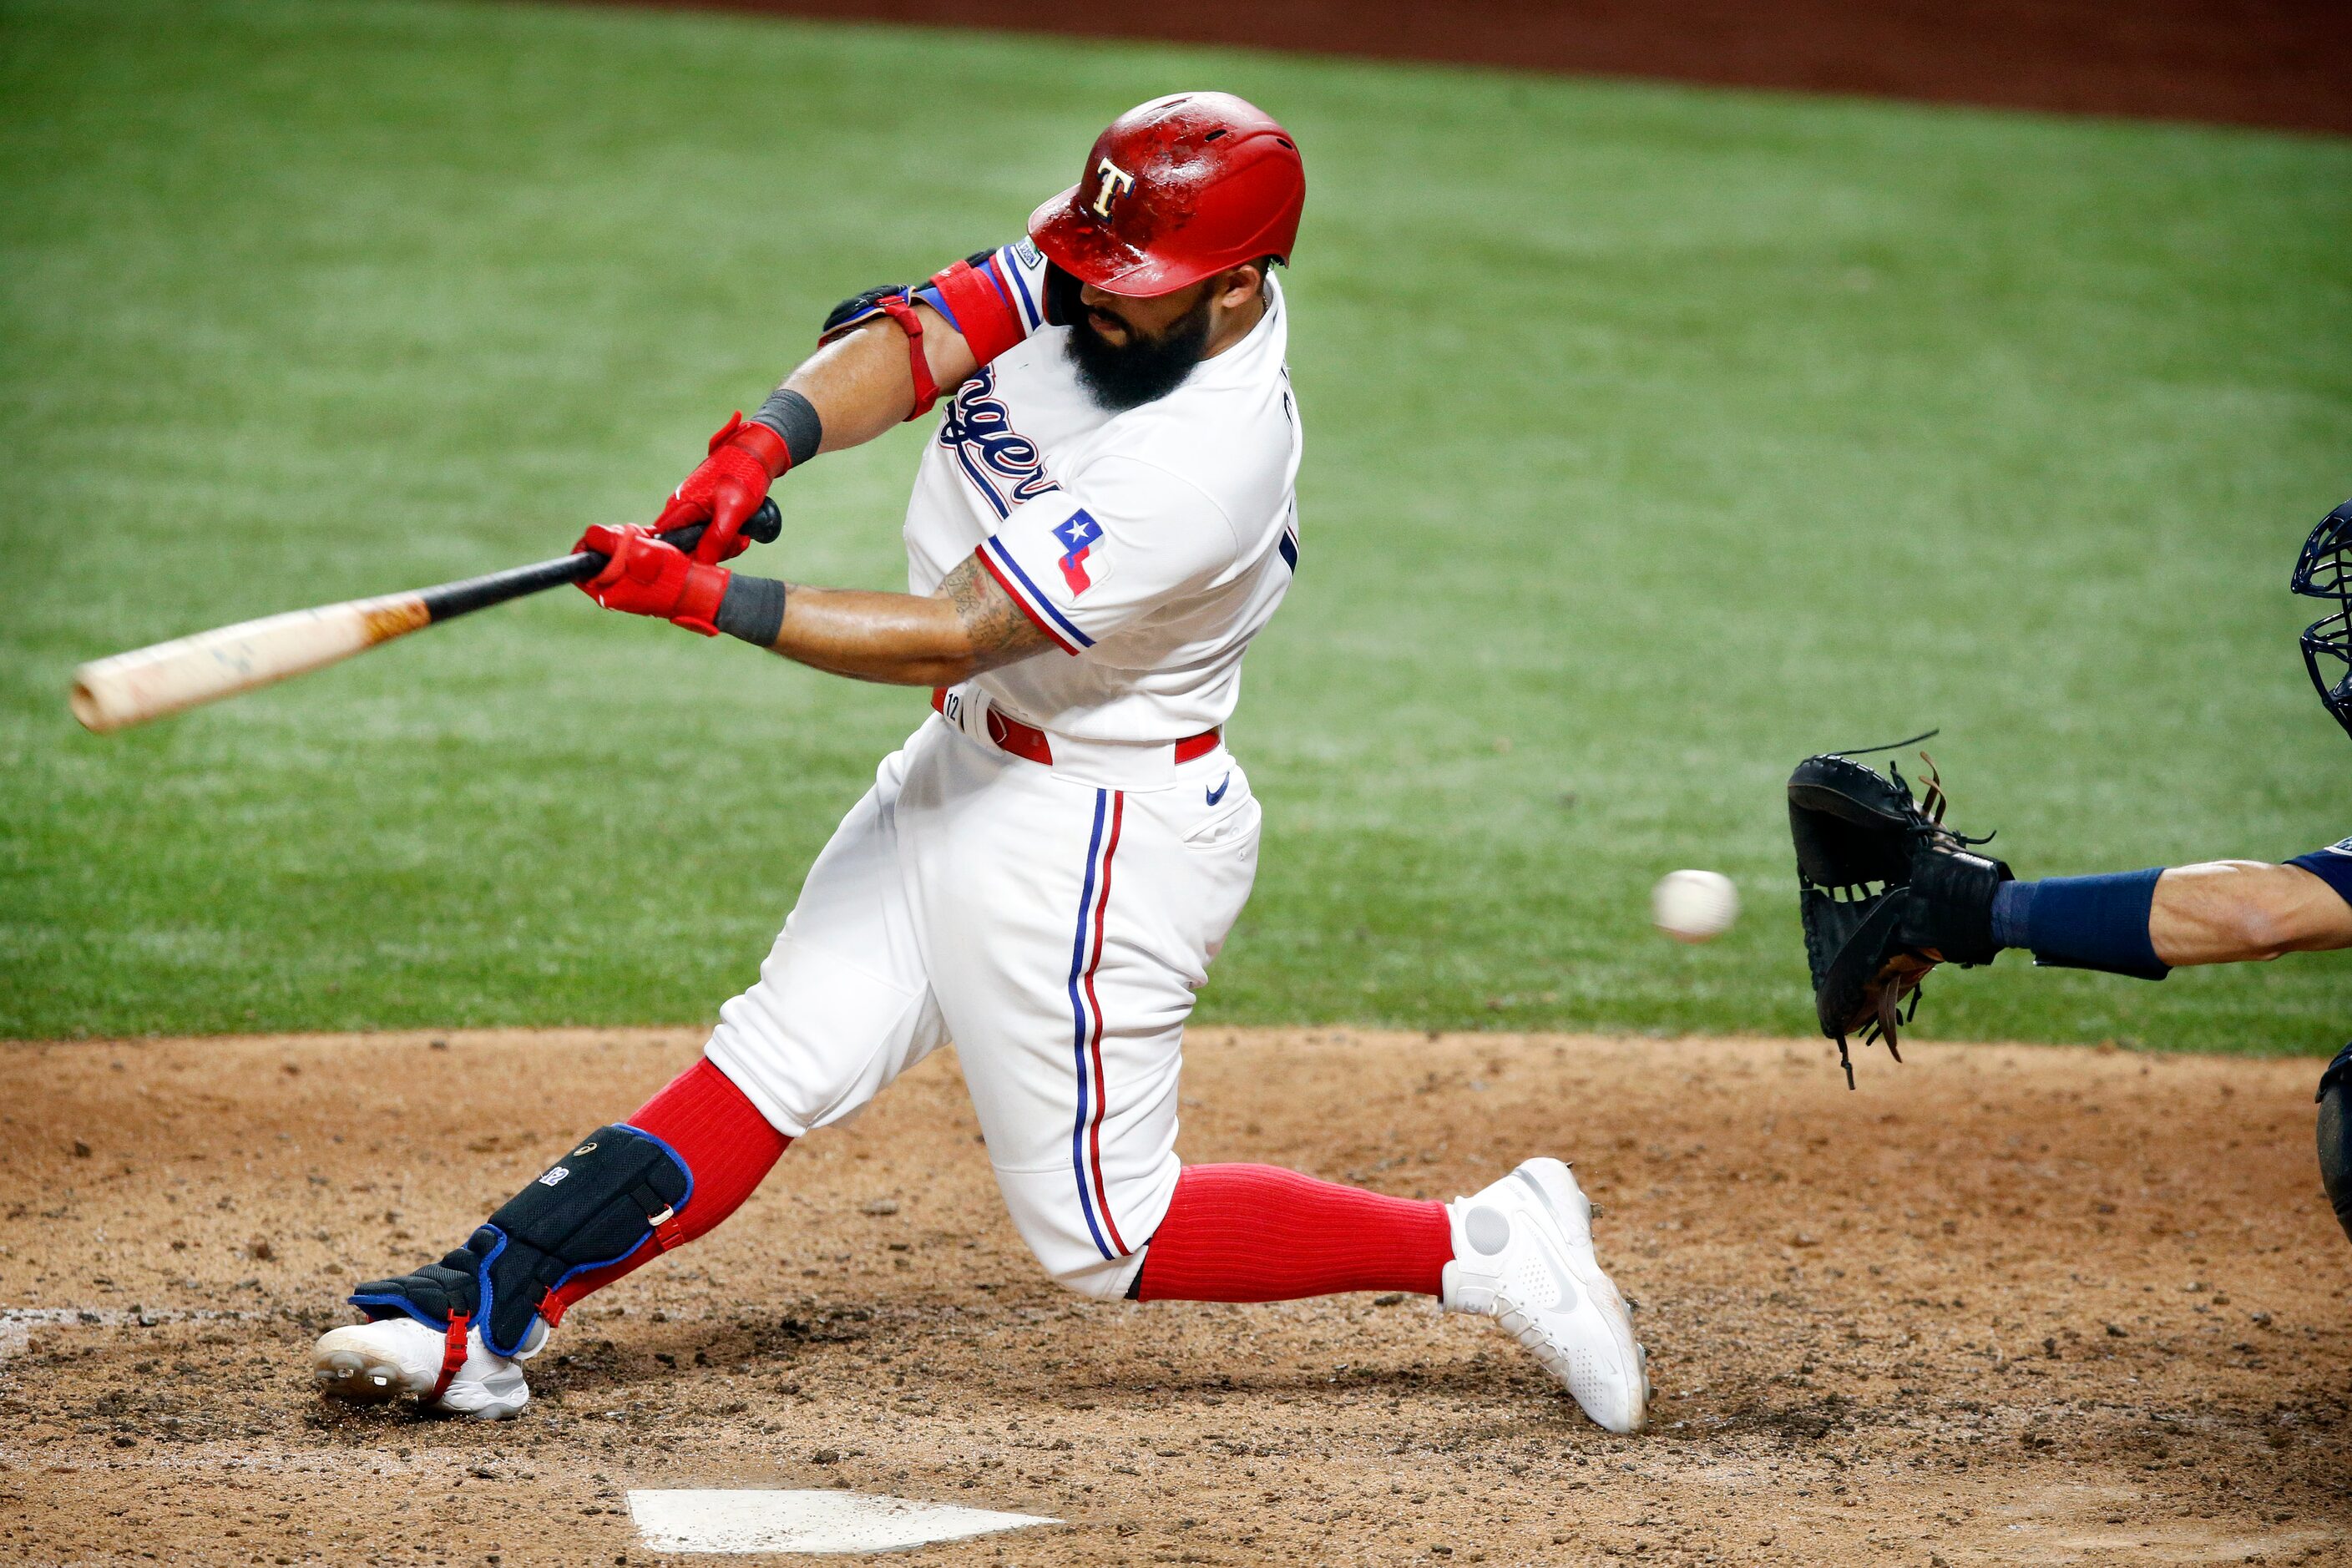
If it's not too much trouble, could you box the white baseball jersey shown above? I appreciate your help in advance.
[904,241,1302,744]
[703,240,1302,1299]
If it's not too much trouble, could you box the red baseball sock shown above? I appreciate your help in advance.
[1133,1163,1454,1302]
[541,1056,789,1324]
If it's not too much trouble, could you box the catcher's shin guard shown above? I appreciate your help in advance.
[350,1124,692,1359]
[2317,1045,2352,1247]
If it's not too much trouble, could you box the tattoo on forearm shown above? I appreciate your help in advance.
[940,555,1054,669]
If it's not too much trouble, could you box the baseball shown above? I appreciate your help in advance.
[1651,868,1739,943]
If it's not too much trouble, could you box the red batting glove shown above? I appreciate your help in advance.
[655,412,792,564]
[574,524,730,636]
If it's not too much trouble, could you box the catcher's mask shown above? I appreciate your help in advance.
[2294,498,2352,742]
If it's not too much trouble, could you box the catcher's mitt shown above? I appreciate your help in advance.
[1787,735,2011,1086]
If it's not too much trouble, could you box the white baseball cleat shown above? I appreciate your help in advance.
[311,1316,538,1420]
[1442,1158,1650,1434]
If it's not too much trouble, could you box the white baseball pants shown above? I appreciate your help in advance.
[704,706,1260,1300]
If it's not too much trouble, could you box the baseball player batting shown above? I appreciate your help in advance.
[1784,498,2351,1223]
[308,94,1650,1434]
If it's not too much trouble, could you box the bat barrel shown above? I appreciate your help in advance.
[68,497,783,734]
[70,594,429,734]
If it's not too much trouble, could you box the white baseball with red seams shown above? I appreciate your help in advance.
[1652,867,1739,943]
[704,242,1297,1299]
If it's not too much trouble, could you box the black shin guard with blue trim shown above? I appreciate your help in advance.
[350,1124,691,1358]
[2317,1045,2352,1248]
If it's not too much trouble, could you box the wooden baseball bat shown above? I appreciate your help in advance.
[68,498,783,735]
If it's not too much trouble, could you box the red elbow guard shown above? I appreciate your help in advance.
[928,255,1028,367]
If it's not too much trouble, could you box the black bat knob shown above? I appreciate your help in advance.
[651,495,783,559]
[741,495,784,545]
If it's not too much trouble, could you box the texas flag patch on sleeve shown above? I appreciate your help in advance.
[1054,511,1107,595]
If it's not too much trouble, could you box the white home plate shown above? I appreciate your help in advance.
[627,1489,1058,1555]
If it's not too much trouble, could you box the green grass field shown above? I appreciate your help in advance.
[3,0,2347,1048]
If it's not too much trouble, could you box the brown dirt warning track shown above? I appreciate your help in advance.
[603,0,2352,138]
[4,1025,2349,1565]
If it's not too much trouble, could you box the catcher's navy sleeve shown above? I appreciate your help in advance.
[2287,837,2352,908]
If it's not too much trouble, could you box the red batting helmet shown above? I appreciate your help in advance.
[1029,92,1305,299]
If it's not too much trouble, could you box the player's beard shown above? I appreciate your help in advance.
[1065,292,1216,412]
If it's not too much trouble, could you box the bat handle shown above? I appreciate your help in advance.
[553,495,783,584]
[650,496,785,563]
[423,498,789,623]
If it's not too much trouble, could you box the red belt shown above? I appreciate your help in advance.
[932,688,1219,766]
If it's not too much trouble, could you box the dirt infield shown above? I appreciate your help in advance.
[608,0,2352,137]
[5,1026,2349,1565]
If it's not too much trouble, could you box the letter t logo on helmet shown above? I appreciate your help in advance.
[1091,158,1137,216]
[1031,92,1306,299]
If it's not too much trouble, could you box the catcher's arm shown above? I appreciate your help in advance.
[2149,860,2352,964]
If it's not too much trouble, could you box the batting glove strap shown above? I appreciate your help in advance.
[669,560,730,638]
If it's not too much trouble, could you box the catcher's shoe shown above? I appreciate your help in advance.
[1442,1159,1649,1434]
[311,1315,539,1420]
